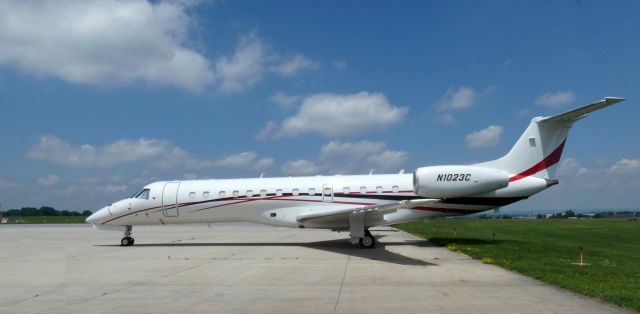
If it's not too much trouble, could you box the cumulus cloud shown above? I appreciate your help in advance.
[27,135,274,171]
[282,160,320,176]
[282,140,408,175]
[214,151,274,170]
[261,92,407,138]
[271,92,299,109]
[27,135,195,168]
[319,140,408,173]
[465,125,503,148]
[608,159,640,173]
[535,91,575,108]
[0,0,214,91]
[37,175,61,187]
[437,86,477,111]
[270,54,318,76]
[553,157,640,191]
[215,34,267,93]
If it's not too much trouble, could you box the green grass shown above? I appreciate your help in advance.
[2,216,88,224]
[396,219,640,312]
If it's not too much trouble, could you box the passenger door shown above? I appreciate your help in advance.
[162,182,180,217]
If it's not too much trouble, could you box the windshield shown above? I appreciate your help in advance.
[133,188,150,200]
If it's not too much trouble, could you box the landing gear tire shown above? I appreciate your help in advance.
[359,235,375,249]
[120,225,134,246]
[121,237,134,246]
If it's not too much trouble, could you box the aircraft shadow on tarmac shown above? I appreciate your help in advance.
[98,236,437,266]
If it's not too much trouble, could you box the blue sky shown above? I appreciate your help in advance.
[0,0,638,212]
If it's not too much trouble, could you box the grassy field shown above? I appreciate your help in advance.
[1,216,88,224]
[396,218,640,312]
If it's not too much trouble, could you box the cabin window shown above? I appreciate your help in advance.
[392,185,399,193]
[270,213,276,217]
[246,190,254,197]
[292,188,299,196]
[232,190,239,197]
[343,187,350,194]
[309,188,316,196]
[203,191,210,199]
[219,191,226,198]
[189,192,196,199]
[360,186,367,194]
[276,189,283,196]
[376,186,383,194]
[260,189,267,197]
[324,187,332,196]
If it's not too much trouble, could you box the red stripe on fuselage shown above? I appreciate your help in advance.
[509,140,566,182]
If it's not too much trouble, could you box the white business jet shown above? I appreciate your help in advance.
[87,97,626,248]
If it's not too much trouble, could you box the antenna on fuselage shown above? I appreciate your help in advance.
[399,169,405,174]
[259,172,265,178]
[368,169,376,175]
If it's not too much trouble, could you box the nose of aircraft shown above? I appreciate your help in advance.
[86,207,109,224]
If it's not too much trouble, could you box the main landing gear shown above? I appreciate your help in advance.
[358,228,376,249]
[121,225,134,246]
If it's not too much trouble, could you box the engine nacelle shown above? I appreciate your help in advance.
[413,165,509,198]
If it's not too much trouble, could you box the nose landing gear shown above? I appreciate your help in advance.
[120,225,134,246]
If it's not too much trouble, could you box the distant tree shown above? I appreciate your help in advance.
[536,214,546,219]
[550,212,564,219]
[564,210,576,217]
[82,210,92,216]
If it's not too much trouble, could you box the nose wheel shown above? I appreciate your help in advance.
[120,225,134,246]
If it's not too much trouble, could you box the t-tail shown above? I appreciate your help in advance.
[475,97,626,182]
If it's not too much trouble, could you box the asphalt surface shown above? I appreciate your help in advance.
[0,223,630,313]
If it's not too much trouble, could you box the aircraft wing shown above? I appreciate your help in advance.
[296,198,438,224]
[538,97,626,124]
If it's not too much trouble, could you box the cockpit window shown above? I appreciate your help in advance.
[134,189,150,200]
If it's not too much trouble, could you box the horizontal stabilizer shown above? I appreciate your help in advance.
[538,97,626,124]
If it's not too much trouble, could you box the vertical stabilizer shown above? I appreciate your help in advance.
[475,97,626,181]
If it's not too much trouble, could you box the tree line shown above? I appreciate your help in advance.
[0,206,92,217]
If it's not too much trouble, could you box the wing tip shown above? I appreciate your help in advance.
[604,97,627,104]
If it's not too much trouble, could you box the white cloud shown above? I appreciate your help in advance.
[271,92,299,108]
[465,125,503,148]
[255,158,275,170]
[608,159,640,173]
[256,121,278,140]
[213,151,273,170]
[37,175,61,187]
[438,86,477,111]
[27,135,195,168]
[264,92,407,138]
[535,91,575,108]
[319,140,408,174]
[281,160,320,176]
[215,34,267,93]
[557,158,590,176]
[0,0,214,91]
[270,54,318,76]
[282,140,408,176]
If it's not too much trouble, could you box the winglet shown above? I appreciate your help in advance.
[538,97,627,124]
